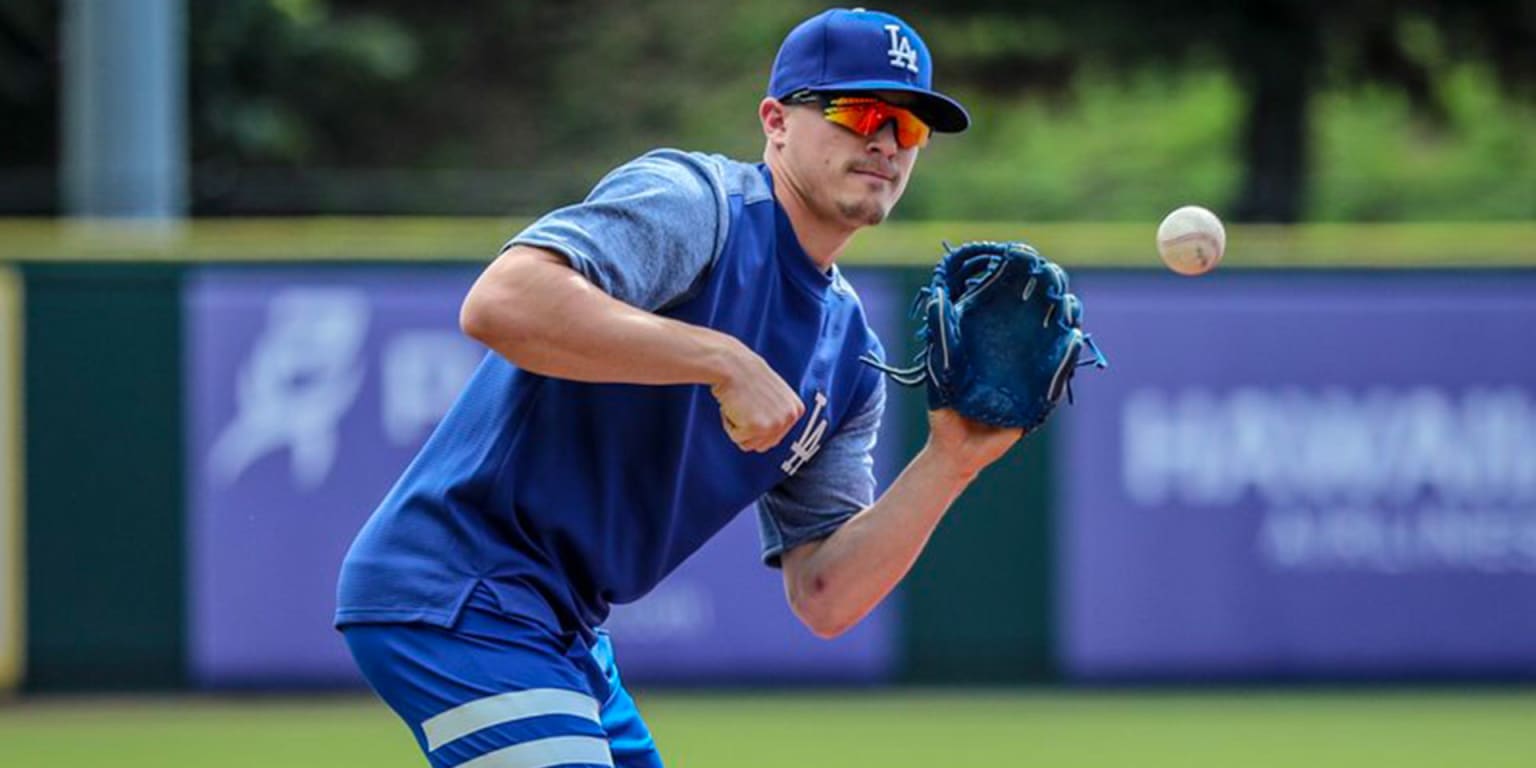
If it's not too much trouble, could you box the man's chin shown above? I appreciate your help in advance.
[836,198,890,227]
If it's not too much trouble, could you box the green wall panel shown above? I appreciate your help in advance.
[894,269,1057,683]
[24,265,185,690]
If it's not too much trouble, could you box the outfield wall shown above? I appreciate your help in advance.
[24,266,186,690]
[6,220,1535,690]
[180,266,907,687]
[1058,272,1536,681]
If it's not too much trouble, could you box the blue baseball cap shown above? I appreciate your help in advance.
[768,8,969,133]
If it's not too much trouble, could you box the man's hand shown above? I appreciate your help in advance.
[924,408,1022,481]
[709,342,804,453]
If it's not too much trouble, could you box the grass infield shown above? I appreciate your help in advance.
[2,689,1533,767]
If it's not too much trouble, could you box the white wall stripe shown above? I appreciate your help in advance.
[456,735,614,768]
[423,689,602,751]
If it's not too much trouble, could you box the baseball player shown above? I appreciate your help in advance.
[337,8,1021,767]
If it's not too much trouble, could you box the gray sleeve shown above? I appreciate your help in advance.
[757,379,886,568]
[506,151,726,311]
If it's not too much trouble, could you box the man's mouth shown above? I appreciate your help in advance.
[850,166,896,183]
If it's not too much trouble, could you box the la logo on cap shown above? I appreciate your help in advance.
[850,8,919,74]
[884,24,919,73]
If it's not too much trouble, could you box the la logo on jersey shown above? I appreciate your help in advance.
[884,24,920,74]
[781,391,829,476]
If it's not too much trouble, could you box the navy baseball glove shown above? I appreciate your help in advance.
[862,241,1107,430]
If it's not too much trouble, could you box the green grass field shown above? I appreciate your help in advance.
[3,690,1534,767]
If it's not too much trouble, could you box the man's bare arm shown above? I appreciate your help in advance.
[778,410,1021,637]
[460,245,804,452]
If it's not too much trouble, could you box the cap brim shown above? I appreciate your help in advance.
[798,80,970,133]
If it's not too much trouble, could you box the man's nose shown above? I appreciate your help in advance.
[865,121,899,156]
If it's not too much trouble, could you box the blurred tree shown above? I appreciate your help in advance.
[3,0,1531,217]
[888,0,1536,222]
[185,0,821,213]
[0,0,59,213]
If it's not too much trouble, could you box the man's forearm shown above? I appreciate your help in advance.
[781,443,979,638]
[466,246,807,452]
[461,247,739,387]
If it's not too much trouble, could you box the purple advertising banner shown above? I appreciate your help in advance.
[186,266,903,687]
[1061,272,1536,679]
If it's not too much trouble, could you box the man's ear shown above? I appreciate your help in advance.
[760,98,789,147]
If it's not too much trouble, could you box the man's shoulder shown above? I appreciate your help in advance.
[829,266,862,302]
[628,149,772,206]
[829,267,875,324]
[829,267,886,356]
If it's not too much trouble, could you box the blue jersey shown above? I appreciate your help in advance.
[336,151,885,637]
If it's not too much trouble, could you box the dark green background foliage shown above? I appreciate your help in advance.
[1,0,1533,218]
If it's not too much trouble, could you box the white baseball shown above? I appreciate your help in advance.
[1156,205,1226,276]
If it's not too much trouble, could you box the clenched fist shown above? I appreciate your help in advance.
[709,345,804,453]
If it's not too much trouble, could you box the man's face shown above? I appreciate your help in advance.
[776,92,922,227]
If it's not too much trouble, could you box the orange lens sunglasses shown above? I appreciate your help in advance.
[785,91,932,149]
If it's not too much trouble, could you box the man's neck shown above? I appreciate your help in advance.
[765,157,857,272]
